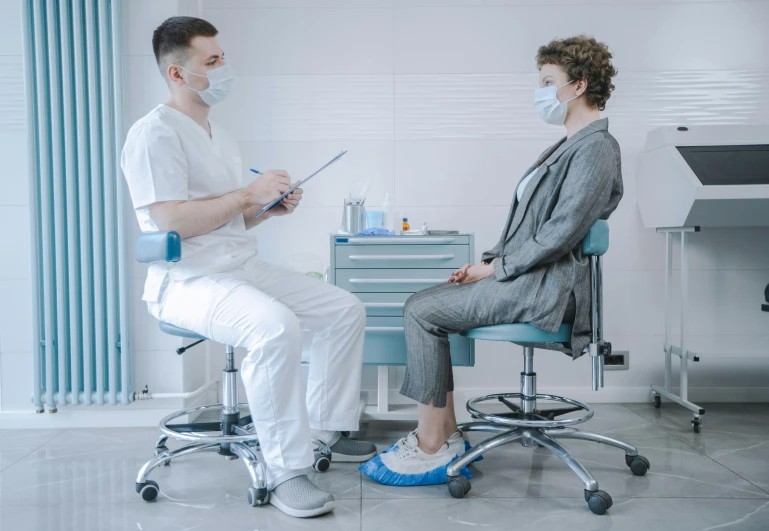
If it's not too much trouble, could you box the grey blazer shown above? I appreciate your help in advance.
[479,117,623,358]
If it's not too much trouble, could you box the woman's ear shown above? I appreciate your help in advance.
[576,78,589,97]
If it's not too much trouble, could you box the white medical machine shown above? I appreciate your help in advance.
[637,125,769,433]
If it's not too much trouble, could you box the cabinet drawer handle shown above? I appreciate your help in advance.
[349,254,455,261]
[363,303,406,308]
[366,327,405,332]
[350,279,446,284]
[346,238,456,244]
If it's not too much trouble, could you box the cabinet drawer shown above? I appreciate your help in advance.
[335,235,471,246]
[336,244,469,269]
[355,293,411,317]
[363,317,475,366]
[337,269,453,293]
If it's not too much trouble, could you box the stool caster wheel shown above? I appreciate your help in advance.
[136,480,159,502]
[247,487,269,507]
[447,476,471,499]
[313,452,331,473]
[585,490,613,515]
[626,455,650,476]
[653,395,661,409]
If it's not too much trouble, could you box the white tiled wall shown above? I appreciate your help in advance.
[206,6,394,75]
[392,3,769,73]
[0,0,31,411]
[2,0,768,413]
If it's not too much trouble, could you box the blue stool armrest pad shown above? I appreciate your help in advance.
[581,220,609,256]
[135,231,182,263]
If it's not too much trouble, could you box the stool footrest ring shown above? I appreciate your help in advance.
[467,393,594,429]
[159,403,258,444]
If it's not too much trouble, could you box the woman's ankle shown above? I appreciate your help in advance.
[415,434,445,455]
[415,429,458,454]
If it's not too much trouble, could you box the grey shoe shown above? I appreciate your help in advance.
[269,475,336,518]
[329,435,377,463]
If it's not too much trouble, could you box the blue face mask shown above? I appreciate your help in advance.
[534,79,577,126]
[178,63,235,106]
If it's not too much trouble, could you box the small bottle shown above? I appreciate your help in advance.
[402,217,410,231]
[421,221,428,235]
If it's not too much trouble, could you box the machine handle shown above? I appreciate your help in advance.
[350,279,446,284]
[346,238,456,244]
[349,254,455,261]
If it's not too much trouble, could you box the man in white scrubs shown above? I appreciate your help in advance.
[121,17,376,518]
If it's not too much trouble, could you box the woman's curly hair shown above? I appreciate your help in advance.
[536,35,617,111]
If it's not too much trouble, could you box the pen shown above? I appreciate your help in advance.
[250,169,261,175]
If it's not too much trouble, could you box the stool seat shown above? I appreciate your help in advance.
[462,322,572,343]
[159,322,207,340]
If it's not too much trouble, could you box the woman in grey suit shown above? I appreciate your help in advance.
[360,35,623,485]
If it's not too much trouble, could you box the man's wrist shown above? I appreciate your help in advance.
[239,188,253,211]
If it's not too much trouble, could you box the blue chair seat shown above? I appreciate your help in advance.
[462,323,572,343]
[461,221,607,346]
[159,322,207,340]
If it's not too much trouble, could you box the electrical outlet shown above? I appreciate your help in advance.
[604,350,629,370]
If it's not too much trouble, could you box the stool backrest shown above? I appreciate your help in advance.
[581,219,609,256]
[583,220,608,362]
[134,231,182,263]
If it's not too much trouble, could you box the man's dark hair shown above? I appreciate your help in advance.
[152,16,218,69]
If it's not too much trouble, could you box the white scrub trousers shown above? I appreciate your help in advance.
[147,256,366,471]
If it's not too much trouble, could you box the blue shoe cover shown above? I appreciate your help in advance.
[359,454,472,486]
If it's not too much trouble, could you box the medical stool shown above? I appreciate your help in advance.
[132,231,332,508]
[446,220,650,515]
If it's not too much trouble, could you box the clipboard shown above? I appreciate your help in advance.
[254,150,348,219]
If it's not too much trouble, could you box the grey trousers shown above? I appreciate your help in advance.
[399,280,577,408]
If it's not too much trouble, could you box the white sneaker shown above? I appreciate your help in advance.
[446,431,466,457]
[382,429,462,455]
[371,431,464,482]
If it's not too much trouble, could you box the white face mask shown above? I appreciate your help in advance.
[534,79,577,126]
[178,63,234,106]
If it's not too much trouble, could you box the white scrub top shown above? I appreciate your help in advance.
[121,104,257,302]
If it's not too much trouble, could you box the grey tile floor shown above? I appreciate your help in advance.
[1,403,769,530]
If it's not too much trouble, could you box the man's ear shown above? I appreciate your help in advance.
[166,63,183,85]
